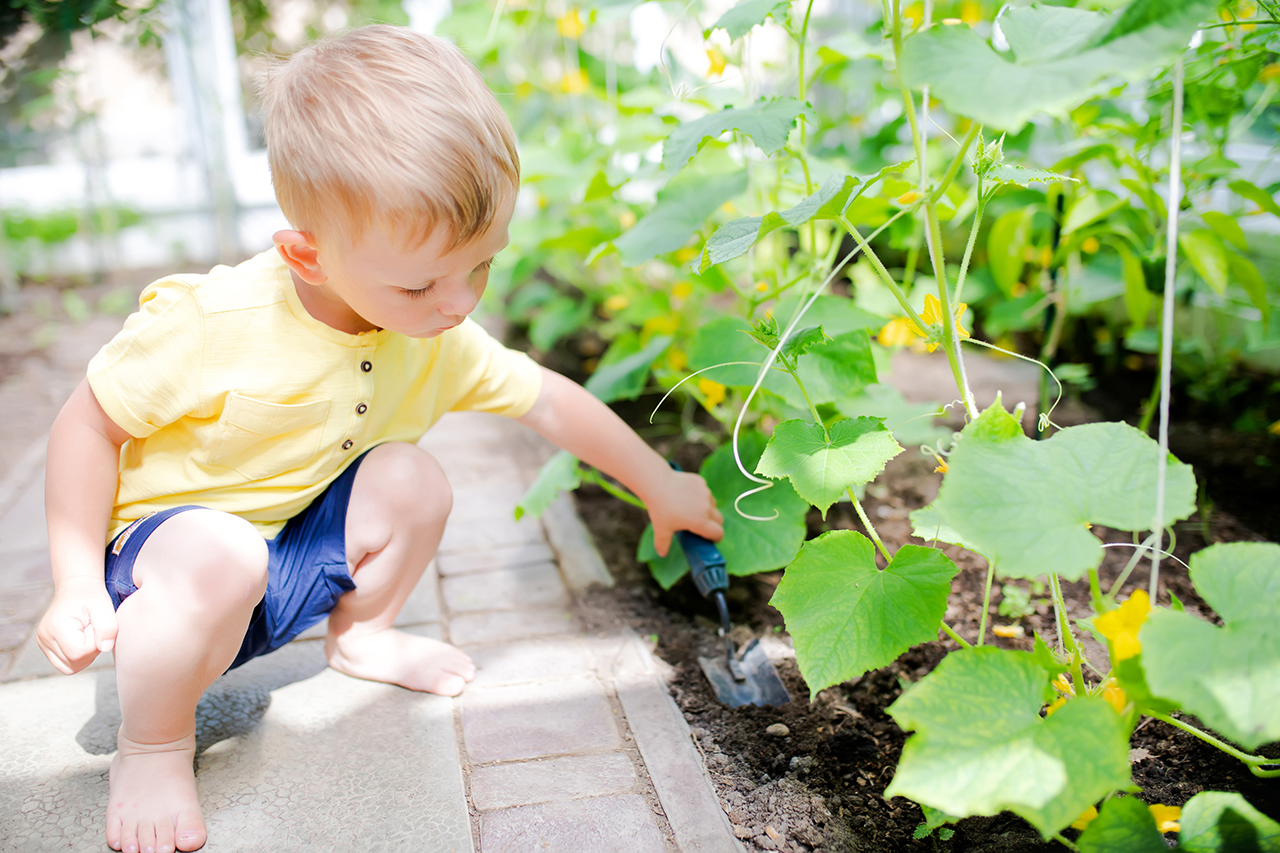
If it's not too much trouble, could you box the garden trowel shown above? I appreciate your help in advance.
[670,464,790,707]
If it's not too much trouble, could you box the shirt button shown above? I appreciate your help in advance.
[361,360,373,373]
[356,403,368,415]
[342,440,354,450]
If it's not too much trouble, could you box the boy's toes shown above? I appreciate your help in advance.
[153,817,175,853]
[174,809,206,851]
[137,817,157,853]
[119,818,139,853]
[106,816,123,851]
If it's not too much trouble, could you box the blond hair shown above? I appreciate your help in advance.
[260,25,519,250]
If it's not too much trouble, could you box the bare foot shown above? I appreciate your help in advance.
[106,732,206,853]
[325,628,476,695]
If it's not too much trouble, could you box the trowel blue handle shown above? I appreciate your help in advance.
[668,462,729,599]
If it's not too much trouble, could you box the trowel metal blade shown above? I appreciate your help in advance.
[698,639,791,708]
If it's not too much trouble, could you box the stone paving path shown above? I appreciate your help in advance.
[0,411,742,852]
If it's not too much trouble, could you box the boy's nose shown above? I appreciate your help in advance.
[439,278,480,317]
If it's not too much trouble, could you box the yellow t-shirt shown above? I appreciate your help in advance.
[88,249,543,542]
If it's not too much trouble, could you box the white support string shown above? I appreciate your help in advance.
[1151,55,1185,604]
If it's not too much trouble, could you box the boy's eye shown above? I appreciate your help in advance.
[400,283,435,299]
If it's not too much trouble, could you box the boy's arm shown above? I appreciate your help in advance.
[36,377,131,674]
[516,368,723,556]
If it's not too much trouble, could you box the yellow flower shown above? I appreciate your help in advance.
[674,246,698,264]
[557,9,585,37]
[515,81,535,99]
[643,315,679,336]
[959,0,982,24]
[1081,236,1100,254]
[878,316,925,347]
[1100,679,1128,714]
[993,624,1025,639]
[672,281,694,300]
[902,1,923,28]
[755,281,770,293]
[1071,806,1098,831]
[619,210,637,229]
[896,190,922,205]
[919,293,970,352]
[1053,672,1075,696]
[698,378,726,409]
[1149,804,1181,833]
[1269,419,1280,436]
[558,69,589,94]
[1262,63,1280,82]
[934,460,948,474]
[1095,590,1150,662]
[1045,695,1067,717]
[706,46,727,77]
[666,348,688,372]
[604,294,630,313]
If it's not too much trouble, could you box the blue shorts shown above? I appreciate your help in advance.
[104,450,373,671]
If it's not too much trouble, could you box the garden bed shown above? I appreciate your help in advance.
[574,446,1279,853]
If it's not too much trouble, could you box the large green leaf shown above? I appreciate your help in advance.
[1140,542,1280,751]
[1201,211,1247,252]
[639,432,809,584]
[704,0,789,40]
[900,0,1214,131]
[756,417,902,517]
[772,294,885,336]
[696,175,861,271]
[927,401,1196,580]
[584,334,672,403]
[610,169,749,266]
[885,647,1133,837]
[515,451,582,521]
[1179,230,1229,295]
[662,98,814,174]
[687,314,766,387]
[1179,791,1280,852]
[529,295,593,351]
[988,208,1033,294]
[1229,179,1280,219]
[1076,796,1168,853]
[771,532,958,694]
[1228,255,1270,326]
[636,527,691,590]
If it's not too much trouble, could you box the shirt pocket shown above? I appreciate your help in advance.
[211,392,332,480]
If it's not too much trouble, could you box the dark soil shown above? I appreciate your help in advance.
[572,450,1280,853]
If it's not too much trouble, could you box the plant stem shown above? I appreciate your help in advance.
[840,217,930,334]
[794,0,818,247]
[848,487,893,562]
[952,183,986,307]
[1049,571,1086,697]
[782,359,826,433]
[1052,833,1082,852]
[1147,711,1280,777]
[583,467,647,510]
[939,620,971,648]
[1087,568,1105,617]
[977,559,995,646]
[925,200,979,419]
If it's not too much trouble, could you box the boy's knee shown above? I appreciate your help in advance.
[368,444,452,522]
[163,511,269,606]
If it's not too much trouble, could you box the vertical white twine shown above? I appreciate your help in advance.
[1150,56,1185,604]
[919,0,932,193]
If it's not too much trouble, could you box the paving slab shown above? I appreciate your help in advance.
[479,793,669,853]
[0,469,47,557]
[469,752,638,810]
[0,641,472,853]
[448,605,580,648]
[461,674,622,764]
[436,541,555,577]
[440,562,567,612]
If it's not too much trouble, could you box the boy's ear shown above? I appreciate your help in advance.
[273,230,327,285]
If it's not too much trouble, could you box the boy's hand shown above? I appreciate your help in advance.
[36,577,119,675]
[647,468,724,558]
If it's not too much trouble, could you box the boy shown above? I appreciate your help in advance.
[35,25,722,853]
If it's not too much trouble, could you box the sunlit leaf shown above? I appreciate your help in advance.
[771,532,958,693]
[1200,211,1247,252]
[885,647,1133,837]
[1178,791,1280,852]
[988,208,1033,294]
[584,334,672,402]
[663,98,815,174]
[900,0,1214,131]
[756,417,902,516]
[1179,230,1229,295]
[529,294,593,350]
[515,451,582,521]
[704,0,790,40]
[610,169,749,266]
[926,400,1196,580]
[1227,254,1270,325]
[1229,178,1280,218]
[1141,542,1280,750]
